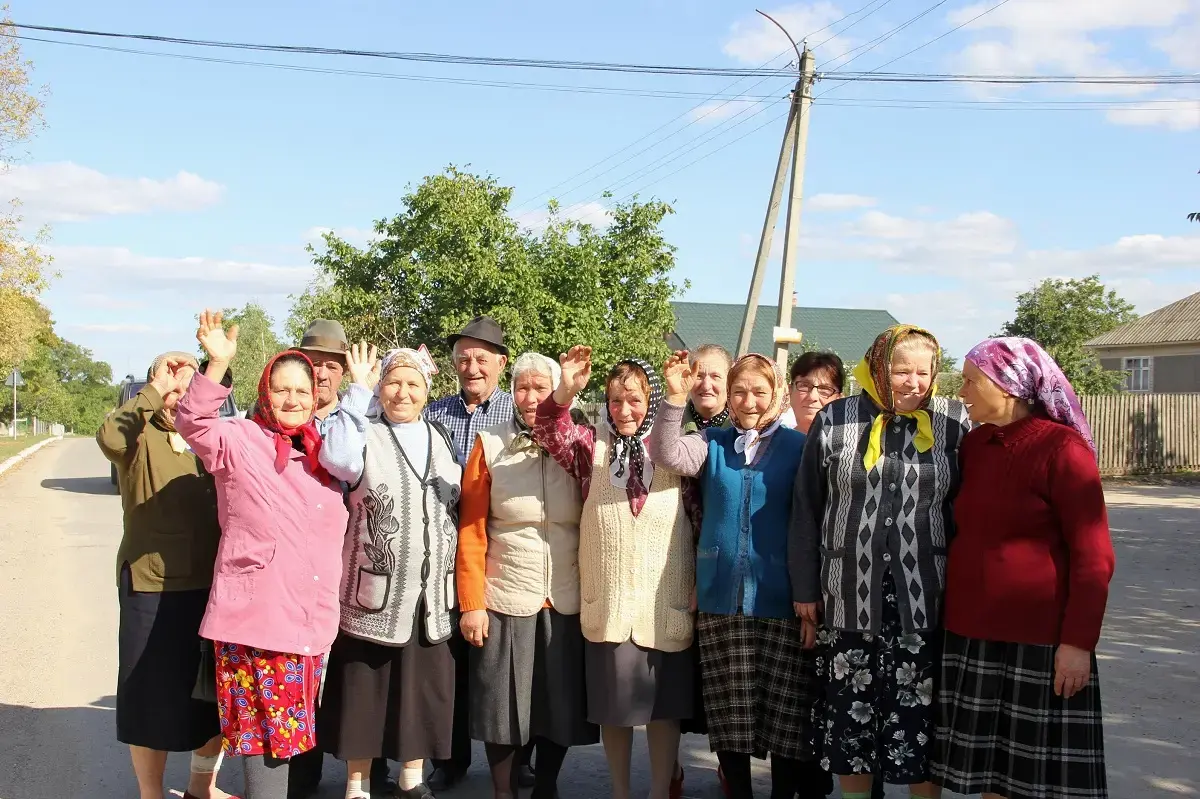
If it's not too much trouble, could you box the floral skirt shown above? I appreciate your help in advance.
[215,642,323,759]
[811,569,938,783]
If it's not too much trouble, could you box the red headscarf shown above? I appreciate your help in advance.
[251,350,330,484]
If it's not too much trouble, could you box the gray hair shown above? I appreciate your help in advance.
[511,351,561,387]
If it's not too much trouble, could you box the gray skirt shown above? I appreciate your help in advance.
[584,639,693,727]
[469,608,599,747]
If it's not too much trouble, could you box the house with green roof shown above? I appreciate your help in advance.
[669,301,898,365]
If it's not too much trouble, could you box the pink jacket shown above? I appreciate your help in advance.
[175,372,349,655]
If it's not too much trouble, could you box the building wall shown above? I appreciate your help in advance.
[1093,344,1200,394]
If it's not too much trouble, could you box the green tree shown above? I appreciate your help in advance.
[999,275,1136,394]
[3,320,115,432]
[220,302,286,410]
[292,167,686,398]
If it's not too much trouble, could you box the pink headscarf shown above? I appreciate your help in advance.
[965,337,1095,454]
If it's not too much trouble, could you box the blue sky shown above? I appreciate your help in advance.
[8,0,1200,378]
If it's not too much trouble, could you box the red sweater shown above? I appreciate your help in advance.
[946,414,1115,651]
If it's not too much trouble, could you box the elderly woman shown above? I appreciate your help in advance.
[456,351,599,799]
[932,337,1114,799]
[653,351,828,799]
[316,344,462,799]
[789,325,971,799]
[780,351,845,434]
[99,351,230,799]
[175,311,349,799]
[534,346,694,799]
[683,343,732,432]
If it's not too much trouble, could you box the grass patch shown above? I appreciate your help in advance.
[0,434,54,461]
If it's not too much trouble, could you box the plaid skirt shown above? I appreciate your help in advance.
[932,631,1108,799]
[697,612,819,760]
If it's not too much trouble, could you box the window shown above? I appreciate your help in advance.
[1124,357,1153,392]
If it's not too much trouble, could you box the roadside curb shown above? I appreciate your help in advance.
[0,435,63,478]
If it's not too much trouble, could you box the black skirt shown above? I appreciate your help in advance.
[116,566,220,752]
[697,612,819,760]
[319,608,454,762]
[933,631,1108,799]
[468,608,598,747]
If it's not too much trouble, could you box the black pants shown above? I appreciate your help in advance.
[431,627,473,773]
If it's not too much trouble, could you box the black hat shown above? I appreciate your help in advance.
[445,315,509,357]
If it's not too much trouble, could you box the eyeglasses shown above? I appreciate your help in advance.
[792,380,838,400]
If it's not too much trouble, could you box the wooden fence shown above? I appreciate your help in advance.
[1082,393,1200,476]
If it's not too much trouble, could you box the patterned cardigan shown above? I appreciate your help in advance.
[788,393,971,635]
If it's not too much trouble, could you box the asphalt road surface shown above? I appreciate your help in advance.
[0,438,1196,798]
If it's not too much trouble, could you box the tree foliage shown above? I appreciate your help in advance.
[0,18,51,374]
[290,167,686,398]
[1,315,116,432]
[219,302,286,410]
[999,275,1137,394]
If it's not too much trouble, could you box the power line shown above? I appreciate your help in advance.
[11,22,1198,84]
[818,0,951,70]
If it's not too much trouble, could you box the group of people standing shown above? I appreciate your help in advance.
[101,308,1115,799]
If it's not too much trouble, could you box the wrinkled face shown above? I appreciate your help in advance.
[890,345,935,414]
[790,367,841,431]
[690,354,729,418]
[301,350,346,408]
[729,371,774,430]
[269,361,315,428]
[160,363,197,413]
[607,377,648,436]
[959,360,1013,425]
[453,338,507,402]
[380,365,429,424]
[513,369,554,428]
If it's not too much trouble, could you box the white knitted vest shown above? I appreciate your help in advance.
[577,427,694,651]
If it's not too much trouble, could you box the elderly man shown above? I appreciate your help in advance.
[288,319,396,799]
[424,315,517,790]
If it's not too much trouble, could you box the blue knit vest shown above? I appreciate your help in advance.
[695,426,806,619]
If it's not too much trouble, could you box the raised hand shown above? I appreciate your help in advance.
[346,341,378,388]
[196,309,239,363]
[556,345,593,402]
[149,356,187,398]
[663,350,696,402]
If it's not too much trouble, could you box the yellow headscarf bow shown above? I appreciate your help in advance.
[854,324,941,471]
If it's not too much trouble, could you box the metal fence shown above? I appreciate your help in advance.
[1083,393,1200,476]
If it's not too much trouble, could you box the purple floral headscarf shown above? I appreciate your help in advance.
[965,337,1095,453]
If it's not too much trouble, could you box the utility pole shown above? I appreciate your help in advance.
[736,14,816,365]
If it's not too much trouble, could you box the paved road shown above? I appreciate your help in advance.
[0,439,1195,798]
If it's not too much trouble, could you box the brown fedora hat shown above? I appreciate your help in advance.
[299,319,349,356]
[446,315,509,357]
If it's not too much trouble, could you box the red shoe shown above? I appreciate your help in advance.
[717,764,733,798]
[670,763,685,799]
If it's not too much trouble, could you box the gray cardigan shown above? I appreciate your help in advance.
[788,393,970,635]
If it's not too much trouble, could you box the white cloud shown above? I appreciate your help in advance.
[515,201,613,233]
[1105,100,1200,131]
[48,245,314,294]
[70,322,153,334]
[808,193,877,211]
[946,0,1200,128]
[688,101,743,124]
[75,293,146,311]
[723,4,858,68]
[0,162,224,223]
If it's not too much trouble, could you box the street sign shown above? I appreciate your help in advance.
[4,369,22,388]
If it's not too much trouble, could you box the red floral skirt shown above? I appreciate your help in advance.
[214,642,323,758]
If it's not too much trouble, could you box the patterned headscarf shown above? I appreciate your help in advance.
[853,324,941,470]
[146,351,199,443]
[368,345,438,418]
[965,337,1095,454]
[604,358,663,511]
[251,350,330,484]
[729,354,790,463]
